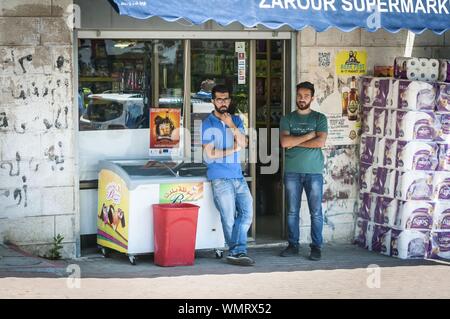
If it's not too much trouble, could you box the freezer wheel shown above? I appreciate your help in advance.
[100,247,110,258]
[128,255,137,265]
[215,249,223,259]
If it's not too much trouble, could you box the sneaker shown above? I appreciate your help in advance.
[309,245,321,261]
[279,244,299,257]
[226,253,255,266]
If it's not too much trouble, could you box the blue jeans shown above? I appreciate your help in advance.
[284,173,324,248]
[211,178,253,256]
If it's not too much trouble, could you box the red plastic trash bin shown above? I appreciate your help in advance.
[152,203,200,267]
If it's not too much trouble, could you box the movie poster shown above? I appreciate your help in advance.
[149,108,181,149]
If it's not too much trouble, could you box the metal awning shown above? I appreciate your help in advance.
[111,0,450,34]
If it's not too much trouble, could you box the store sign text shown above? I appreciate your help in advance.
[259,0,450,14]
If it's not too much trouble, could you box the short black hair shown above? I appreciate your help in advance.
[211,84,231,99]
[296,81,315,97]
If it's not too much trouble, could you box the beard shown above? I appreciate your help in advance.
[215,105,228,114]
[297,101,311,110]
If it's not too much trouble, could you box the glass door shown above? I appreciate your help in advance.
[189,40,251,176]
[255,40,285,242]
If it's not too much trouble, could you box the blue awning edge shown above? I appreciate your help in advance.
[111,0,450,35]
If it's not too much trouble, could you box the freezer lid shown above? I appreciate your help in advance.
[98,159,209,190]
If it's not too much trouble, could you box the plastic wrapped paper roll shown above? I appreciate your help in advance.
[374,196,398,226]
[398,80,435,111]
[390,229,430,259]
[432,203,450,231]
[397,110,435,141]
[362,107,374,135]
[360,135,377,164]
[427,232,450,260]
[417,58,439,82]
[358,193,371,220]
[396,141,438,171]
[432,171,450,201]
[436,82,450,112]
[406,58,421,80]
[437,143,450,171]
[438,59,450,82]
[394,57,411,79]
[395,171,434,201]
[395,200,434,230]
[435,114,450,143]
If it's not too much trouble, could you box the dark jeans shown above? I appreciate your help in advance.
[284,172,324,248]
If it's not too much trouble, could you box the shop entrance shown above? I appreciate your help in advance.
[76,35,291,248]
[255,40,286,242]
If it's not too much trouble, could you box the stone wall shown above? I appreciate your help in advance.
[297,28,450,244]
[0,0,77,258]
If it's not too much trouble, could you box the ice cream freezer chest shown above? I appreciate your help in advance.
[96,160,225,264]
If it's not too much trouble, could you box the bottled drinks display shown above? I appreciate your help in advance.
[348,76,359,121]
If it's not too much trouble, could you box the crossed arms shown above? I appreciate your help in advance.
[280,130,327,149]
[203,126,247,159]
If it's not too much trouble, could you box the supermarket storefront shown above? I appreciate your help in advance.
[75,0,449,252]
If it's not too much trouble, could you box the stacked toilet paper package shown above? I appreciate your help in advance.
[394,57,450,82]
[356,74,450,261]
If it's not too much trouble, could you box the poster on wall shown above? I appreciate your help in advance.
[159,183,204,204]
[149,108,182,157]
[335,50,367,75]
[97,170,129,253]
[309,50,367,145]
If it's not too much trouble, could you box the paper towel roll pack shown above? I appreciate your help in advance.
[373,196,398,225]
[437,143,450,171]
[390,229,430,259]
[358,192,371,220]
[394,57,412,79]
[360,135,377,164]
[396,80,436,111]
[362,107,374,135]
[359,75,450,261]
[371,78,391,108]
[359,163,373,192]
[438,59,450,82]
[394,57,439,82]
[432,171,450,201]
[418,58,439,82]
[370,167,387,194]
[378,137,397,168]
[396,110,435,140]
[435,114,450,142]
[385,110,396,138]
[406,58,421,80]
[371,224,391,254]
[368,194,378,221]
[427,232,450,260]
[373,108,387,136]
[360,77,374,106]
[395,200,434,230]
[436,82,450,112]
[371,167,396,197]
[354,218,370,249]
[432,203,450,231]
[396,141,438,171]
[396,171,434,201]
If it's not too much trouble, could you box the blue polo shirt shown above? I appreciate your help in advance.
[202,112,245,180]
